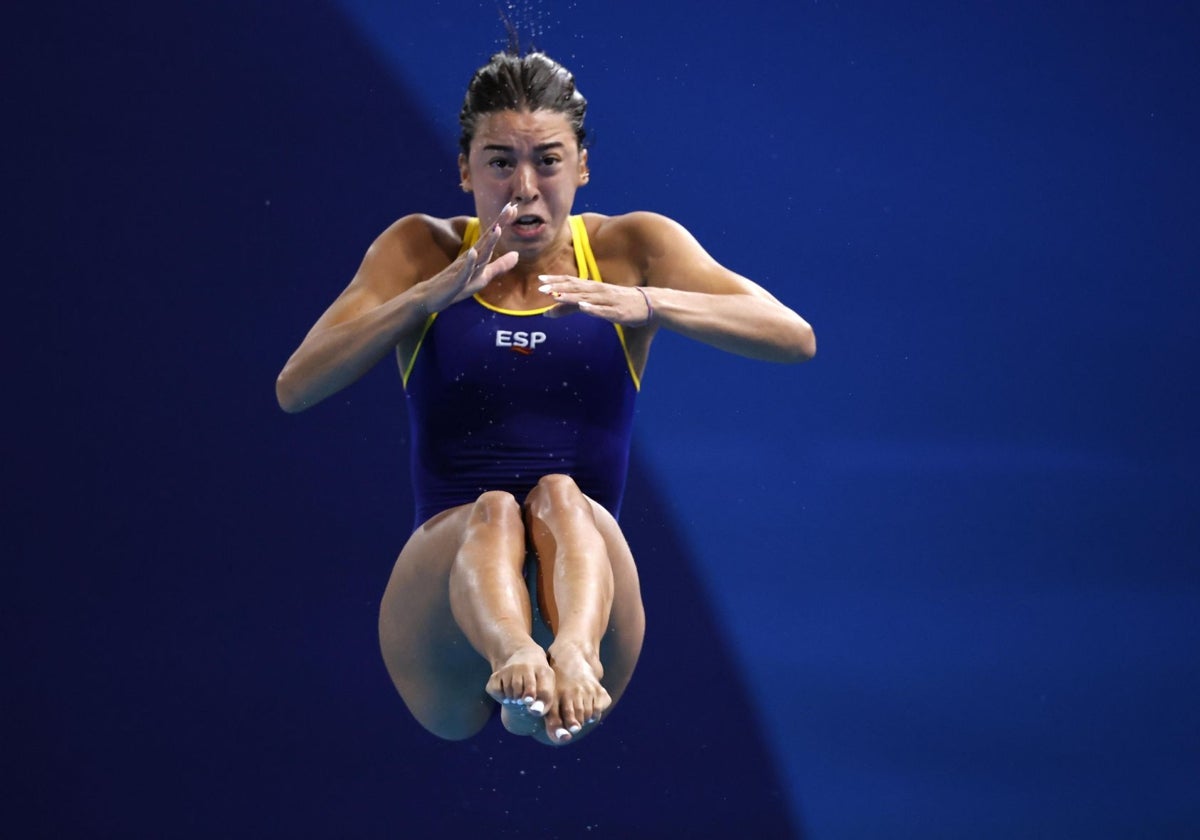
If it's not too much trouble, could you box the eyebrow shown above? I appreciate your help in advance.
[481,142,567,153]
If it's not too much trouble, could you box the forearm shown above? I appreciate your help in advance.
[275,285,431,413]
[645,286,816,363]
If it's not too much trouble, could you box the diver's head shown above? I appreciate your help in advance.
[458,52,587,158]
[457,53,590,253]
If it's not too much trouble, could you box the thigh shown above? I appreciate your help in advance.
[377,505,493,740]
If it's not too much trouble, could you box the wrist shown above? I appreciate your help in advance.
[410,281,439,319]
[634,286,655,327]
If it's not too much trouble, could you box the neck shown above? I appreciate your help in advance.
[482,228,578,308]
[508,222,577,281]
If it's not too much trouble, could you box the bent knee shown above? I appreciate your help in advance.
[467,490,523,528]
[454,491,526,575]
[526,474,591,514]
[534,473,580,494]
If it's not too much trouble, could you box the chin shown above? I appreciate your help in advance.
[506,226,553,252]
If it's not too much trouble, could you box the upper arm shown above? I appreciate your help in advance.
[304,214,451,337]
[619,212,780,301]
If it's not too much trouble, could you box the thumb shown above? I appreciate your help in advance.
[475,250,518,286]
[491,250,519,271]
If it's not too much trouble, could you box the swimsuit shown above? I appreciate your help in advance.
[401,216,639,526]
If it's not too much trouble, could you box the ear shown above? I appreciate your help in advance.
[578,148,590,186]
[458,153,472,192]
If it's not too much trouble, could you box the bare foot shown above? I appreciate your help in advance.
[486,645,555,735]
[500,701,544,736]
[543,640,611,743]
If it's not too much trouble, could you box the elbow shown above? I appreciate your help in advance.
[798,324,816,362]
[782,320,816,364]
[275,370,305,414]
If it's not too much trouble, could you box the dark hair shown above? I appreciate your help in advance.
[458,52,587,157]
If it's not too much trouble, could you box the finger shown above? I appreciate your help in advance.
[476,225,501,263]
[478,203,519,258]
[575,301,617,322]
[458,248,479,281]
[457,250,516,301]
[484,200,519,231]
[540,276,585,304]
[479,250,518,282]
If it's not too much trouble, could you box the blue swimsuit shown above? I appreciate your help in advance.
[401,217,640,526]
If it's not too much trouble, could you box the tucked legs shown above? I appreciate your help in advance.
[524,474,644,744]
[449,491,556,725]
[378,478,645,746]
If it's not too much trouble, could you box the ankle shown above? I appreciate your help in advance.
[548,638,600,666]
[490,640,546,672]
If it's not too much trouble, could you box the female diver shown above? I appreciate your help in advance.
[276,51,815,746]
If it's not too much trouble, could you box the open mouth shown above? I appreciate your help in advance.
[512,215,546,237]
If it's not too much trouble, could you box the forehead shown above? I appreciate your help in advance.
[469,109,577,152]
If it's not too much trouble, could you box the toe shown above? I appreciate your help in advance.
[485,673,505,703]
[543,704,568,742]
[558,697,582,733]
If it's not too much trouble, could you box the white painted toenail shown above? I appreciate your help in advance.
[555,728,570,740]
[529,700,546,715]
[569,724,582,735]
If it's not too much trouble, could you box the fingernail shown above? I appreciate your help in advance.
[538,285,552,293]
[555,728,570,740]
[578,300,593,309]
[569,724,582,735]
[529,700,546,715]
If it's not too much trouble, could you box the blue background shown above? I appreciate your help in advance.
[8,1,1198,837]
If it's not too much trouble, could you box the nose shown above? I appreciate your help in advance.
[512,162,538,203]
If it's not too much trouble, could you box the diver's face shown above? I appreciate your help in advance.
[459,109,589,253]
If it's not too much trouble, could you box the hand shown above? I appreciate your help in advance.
[537,275,655,327]
[422,203,520,313]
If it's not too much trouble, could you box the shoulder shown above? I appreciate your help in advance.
[583,211,715,281]
[371,213,473,262]
[336,214,474,304]
[583,211,699,269]
[583,211,689,249]
[354,214,472,292]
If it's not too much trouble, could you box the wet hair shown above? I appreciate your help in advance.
[458,52,587,157]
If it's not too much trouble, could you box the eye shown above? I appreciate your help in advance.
[488,157,513,170]
[540,155,562,168]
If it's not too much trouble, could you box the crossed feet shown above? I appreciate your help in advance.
[486,640,610,744]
